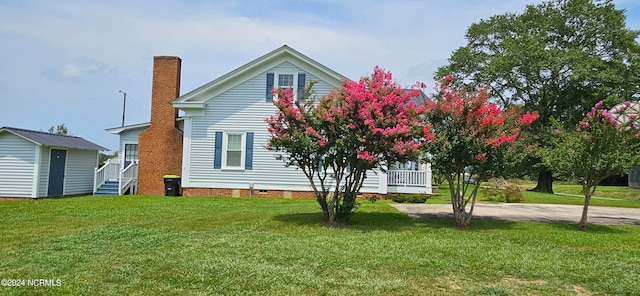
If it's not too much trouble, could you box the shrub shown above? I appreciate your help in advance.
[479,180,524,203]
[504,182,524,203]
[391,194,430,203]
[480,187,505,202]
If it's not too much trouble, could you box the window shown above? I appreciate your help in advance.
[124,144,138,166]
[266,72,306,102]
[225,134,243,168]
[278,74,294,88]
[214,131,254,170]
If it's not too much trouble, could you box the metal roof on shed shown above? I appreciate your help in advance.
[0,127,108,151]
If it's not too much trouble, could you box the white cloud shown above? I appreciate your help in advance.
[56,60,100,78]
[0,0,637,151]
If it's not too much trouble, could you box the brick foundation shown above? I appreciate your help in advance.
[182,187,387,199]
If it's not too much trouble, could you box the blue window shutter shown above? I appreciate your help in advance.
[297,73,306,101]
[245,132,254,170]
[266,73,274,102]
[214,132,222,169]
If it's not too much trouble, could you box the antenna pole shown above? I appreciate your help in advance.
[119,90,127,127]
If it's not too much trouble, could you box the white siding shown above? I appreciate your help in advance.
[0,133,36,198]
[37,146,50,197]
[118,126,146,166]
[185,61,382,193]
[64,149,98,195]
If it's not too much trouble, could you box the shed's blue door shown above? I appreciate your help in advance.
[48,149,66,196]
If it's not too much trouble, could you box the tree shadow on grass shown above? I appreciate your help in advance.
[272,211,417,232]
[272,211,520,232]
[547,222,631,234]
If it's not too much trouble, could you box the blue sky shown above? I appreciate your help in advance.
[1,0,639,151]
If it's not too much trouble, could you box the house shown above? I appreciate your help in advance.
[0,127,107,198]
[610,101,640,188]
[97,45,432,197]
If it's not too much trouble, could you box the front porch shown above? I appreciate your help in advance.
[384,163,433,194]
[93,159,138,196]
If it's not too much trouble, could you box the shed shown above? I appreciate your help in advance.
[0,127,107,198]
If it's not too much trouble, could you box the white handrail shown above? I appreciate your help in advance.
[387,170,428,187]
[119,162,138,195]
[94,161,120,193]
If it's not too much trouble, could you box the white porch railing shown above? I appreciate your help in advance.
[94,160,120,193]
[118,162,138,195]
[388,170,428,186]
[387,166,432,194]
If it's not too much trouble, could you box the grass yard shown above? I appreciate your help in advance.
[1,196,639,295]
[427,182,640,208]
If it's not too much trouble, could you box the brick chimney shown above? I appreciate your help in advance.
[137,56,183,195]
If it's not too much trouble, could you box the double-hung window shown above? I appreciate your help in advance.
[278,74,295,89]
[266,72,306,102]
[214,131,254,170]
[224,133,243,168]
[124,144,138,167]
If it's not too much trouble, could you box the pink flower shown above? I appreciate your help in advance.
[579,121,590,129]
[519,111,540,125]
[356,150,377,162]
[594,101,603,109]
[318,138,328,146]
[554,129,562,135]
[476,153,487,161]
[444,74,453,84]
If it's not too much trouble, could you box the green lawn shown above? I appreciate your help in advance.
[427,182,640,208]
[1,196,639,295]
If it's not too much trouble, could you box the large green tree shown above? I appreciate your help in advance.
[436,0,640,193]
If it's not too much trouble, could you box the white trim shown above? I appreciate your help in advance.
[123,143,139,167]
[378,171,388,195]
[171,45,345,108]
[0,128,42,147]
[221,132,246,170]
[273,71,299,101]
[105,118,185,135]
[181,117,192,187]
[31,144,42,198]
[121,140,138,169]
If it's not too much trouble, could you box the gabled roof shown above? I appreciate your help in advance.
[172,45,347,110]
[0,127,107,151]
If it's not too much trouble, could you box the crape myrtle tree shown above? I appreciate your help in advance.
[436,0,640,193]
[266,67,425,225]
[544,101,640,230]
[423,76,539,228]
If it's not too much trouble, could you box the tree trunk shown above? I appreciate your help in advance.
[449,179,470,228]
[578,185,592,230]
[453,208,469,228]
[529,169,554,194]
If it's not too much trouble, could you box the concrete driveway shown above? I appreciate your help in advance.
[391,203,640,225]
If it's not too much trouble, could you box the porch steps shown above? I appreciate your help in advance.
[94,180,119,196]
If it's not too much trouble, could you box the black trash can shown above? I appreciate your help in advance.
[163,175,181,196]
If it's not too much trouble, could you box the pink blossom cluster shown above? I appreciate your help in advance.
[266,66,427,168]
[423,75,539,165]
[426,77,538,151]
[578,101,640,138]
